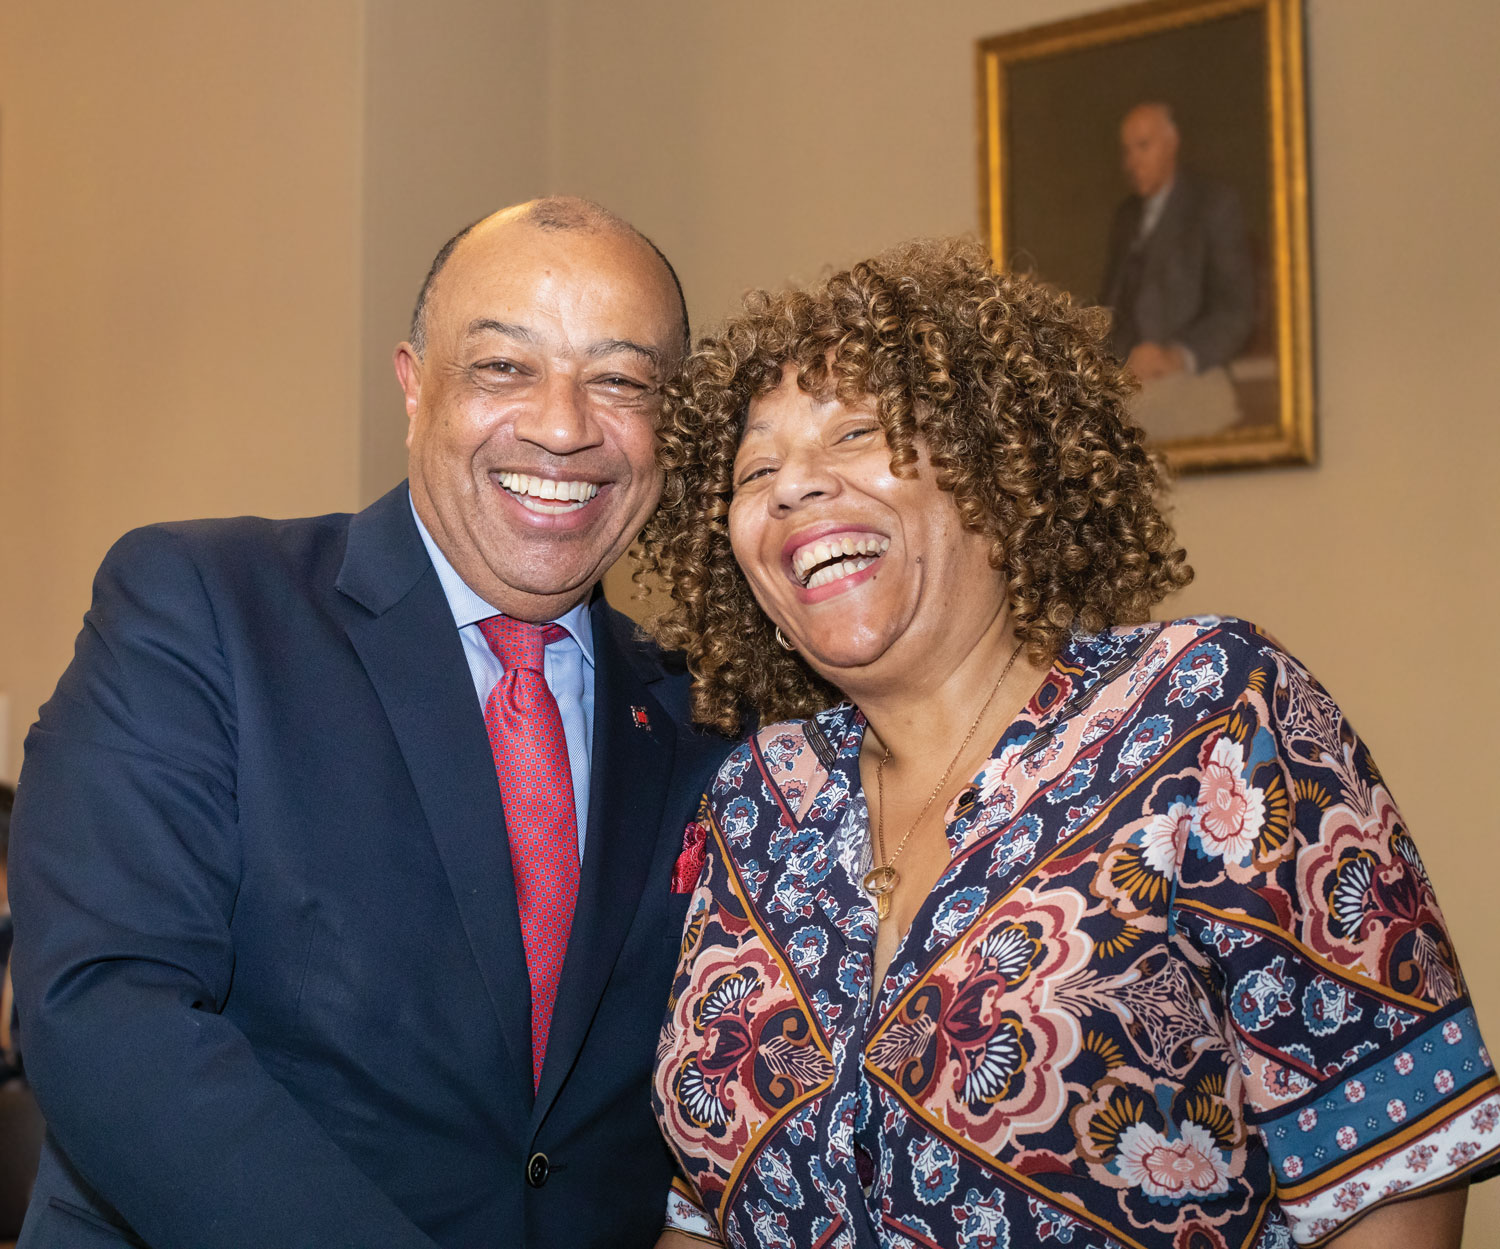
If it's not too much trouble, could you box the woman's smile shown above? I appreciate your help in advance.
[728,366,1005,685]
[785,527,891,590]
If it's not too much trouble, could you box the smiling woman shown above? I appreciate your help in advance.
[640,239,1497,1249]
[642,237,1189,734]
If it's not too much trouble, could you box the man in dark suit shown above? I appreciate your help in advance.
[9,198,726,1248]
[1100,102,1256,439]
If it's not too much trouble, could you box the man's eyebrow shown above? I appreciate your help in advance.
[464,319,538,343]
[585,338,663,369]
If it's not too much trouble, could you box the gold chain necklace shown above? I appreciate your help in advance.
[862,640,1024,921]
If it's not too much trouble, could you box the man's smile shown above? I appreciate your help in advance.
[495,470,602,514]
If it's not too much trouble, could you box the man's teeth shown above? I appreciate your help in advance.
[792,534,891,587]
[497,472,600,510]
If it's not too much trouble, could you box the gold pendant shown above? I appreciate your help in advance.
[863,865,899,920]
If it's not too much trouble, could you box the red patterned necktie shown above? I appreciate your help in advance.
[477,615,580,1092]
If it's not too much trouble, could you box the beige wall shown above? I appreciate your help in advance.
[1,0,1496,1237]
[358,0,552,501]
[0,1,367,780]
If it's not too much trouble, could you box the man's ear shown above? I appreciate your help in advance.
[393,343,422,446]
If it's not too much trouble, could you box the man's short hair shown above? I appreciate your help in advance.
[407,198,690,358]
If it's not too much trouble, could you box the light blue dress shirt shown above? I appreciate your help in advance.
[410,497,596,857]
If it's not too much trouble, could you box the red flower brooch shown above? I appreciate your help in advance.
[671,819,708,893]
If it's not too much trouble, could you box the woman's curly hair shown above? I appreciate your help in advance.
[638,236,1192,734]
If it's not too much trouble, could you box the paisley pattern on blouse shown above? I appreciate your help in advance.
[653,618,1500,1248]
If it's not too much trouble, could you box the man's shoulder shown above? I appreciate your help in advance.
[108,508,353,563]
[100,481,418,601]
[97,509,358,600]
[1173,169,1243,218]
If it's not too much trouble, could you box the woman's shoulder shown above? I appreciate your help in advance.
[1060,614,1312,720]
[1124,613,1280,647]
[1158,614,1310,675]
[1088,614,1299,669]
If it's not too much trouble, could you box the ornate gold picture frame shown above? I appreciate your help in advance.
[978,0,1314,472]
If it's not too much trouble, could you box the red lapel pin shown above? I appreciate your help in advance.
[630,705,651,730]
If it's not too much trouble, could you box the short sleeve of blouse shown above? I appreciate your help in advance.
[663,1175,724,1244]
[1171,629,1500,1244]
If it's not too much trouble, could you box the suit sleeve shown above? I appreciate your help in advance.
[1174,182,1256,372]
[10,526,439,1249]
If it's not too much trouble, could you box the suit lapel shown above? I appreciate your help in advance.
[532,600,677,1119]
[1105,198,1146,306]
[336,485,535,1106]
[1144,176,1191,271]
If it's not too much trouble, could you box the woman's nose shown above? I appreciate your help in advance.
[769,446,840,513]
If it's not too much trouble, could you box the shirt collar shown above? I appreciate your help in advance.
[408,491,595,666]
[1140,177,1176,231]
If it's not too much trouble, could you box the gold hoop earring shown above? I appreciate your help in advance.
[775,626,795,652]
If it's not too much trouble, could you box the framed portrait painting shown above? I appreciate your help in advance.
[978,0,1314,471]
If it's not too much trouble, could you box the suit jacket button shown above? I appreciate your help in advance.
[526,1152,550,1188]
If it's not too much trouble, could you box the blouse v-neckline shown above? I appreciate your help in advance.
[780,624,1167,1030]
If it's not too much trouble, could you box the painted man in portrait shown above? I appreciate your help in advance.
[1100,101,1257,441]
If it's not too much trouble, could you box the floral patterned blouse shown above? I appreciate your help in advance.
[653,618,1500,1248]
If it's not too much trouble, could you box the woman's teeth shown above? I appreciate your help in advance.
[806,556,880,589]
[497,471,600,512]
[792,534,891,587]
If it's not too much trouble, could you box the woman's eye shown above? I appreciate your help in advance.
[736,465,774,487]
[839,426,877,443]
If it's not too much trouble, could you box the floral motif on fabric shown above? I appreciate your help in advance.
[868,884,1090,1150]
[654,619,1500,1248]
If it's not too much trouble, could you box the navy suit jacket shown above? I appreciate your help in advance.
[10,483,727,1249]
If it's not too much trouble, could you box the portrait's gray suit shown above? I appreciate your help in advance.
[1100,169,1256,371]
